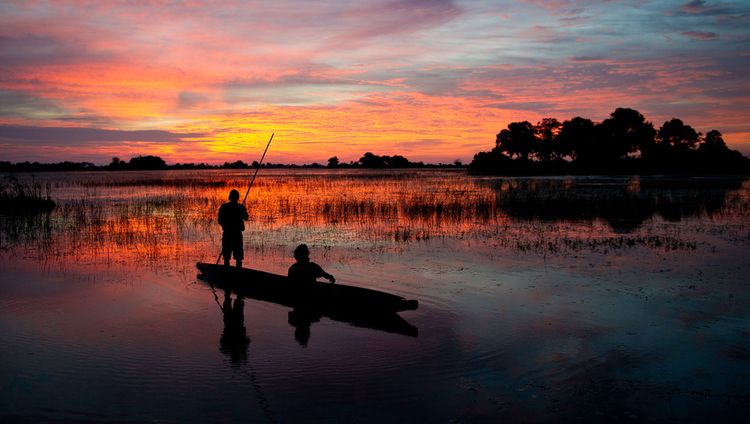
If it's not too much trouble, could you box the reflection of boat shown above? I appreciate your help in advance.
[196,263,419,337]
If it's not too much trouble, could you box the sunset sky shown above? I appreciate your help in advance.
[1,0,749,165]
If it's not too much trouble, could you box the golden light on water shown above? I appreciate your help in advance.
[6,171,747,271]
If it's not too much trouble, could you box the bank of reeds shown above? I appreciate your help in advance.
[0,177,55,214]
[80,178,228,188]
[1,171,747,264]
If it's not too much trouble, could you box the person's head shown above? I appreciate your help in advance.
[228,189,240,202]
[293,244,310,262]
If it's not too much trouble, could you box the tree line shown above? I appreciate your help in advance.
[1,153,462,173]
[470,107,748,174]
[325,152,458,168]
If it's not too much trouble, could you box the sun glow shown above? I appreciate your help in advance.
[1,1,748,163]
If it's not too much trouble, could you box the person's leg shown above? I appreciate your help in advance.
[221,233,231,266]
[231,231,245,268]
[232,232,244,268]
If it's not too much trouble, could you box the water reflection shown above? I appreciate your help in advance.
[288,308,320,347]
[286,305,419,346]
[481,177,748,233]
[201,276,419,345]
[2,170,749,422]
[218,290,250,367]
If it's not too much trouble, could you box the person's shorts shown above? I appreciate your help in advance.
[221,232,244,261]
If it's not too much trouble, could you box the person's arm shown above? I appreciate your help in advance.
[242,205,249,221]
[313,263,335,284]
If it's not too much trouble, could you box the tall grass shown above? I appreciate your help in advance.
[0,176,55,214]
[1,171,748,266]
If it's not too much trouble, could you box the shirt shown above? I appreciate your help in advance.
[288,261,327,284]
[218,201,249,232]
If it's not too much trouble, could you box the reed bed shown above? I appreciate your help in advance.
[0,177,55,214]
[2,171,748,266]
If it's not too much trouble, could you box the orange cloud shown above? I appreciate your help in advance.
[1,0,748,162]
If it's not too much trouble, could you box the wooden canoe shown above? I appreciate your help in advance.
[196,262,419,314]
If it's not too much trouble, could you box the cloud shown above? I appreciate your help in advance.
[0,125,204,146]
[570,56,607,62]
[325,0,462,47]
[681,30,718,40]
[0,34,93,67]
[486,101,556,111]
[681,0,708,13]
[520,25,580,44]
[679,0,732,15]
[0,0,748,162]
[0,90,68,119]
[520,0,612,15]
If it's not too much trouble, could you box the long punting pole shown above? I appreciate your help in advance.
[241,133,274,205]
[216,133,275,265]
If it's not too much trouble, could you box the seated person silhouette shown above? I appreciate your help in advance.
[287,244,335,284]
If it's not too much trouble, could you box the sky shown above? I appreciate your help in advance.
[0,0,749,165]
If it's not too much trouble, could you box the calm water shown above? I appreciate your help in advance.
[1,169,749,423]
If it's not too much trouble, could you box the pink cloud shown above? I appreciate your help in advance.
[0,0,748,163]
[682,31,718,40]
[681,0,709,13]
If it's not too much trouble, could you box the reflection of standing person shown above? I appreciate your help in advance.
[220,291,250,366]
[287,244,335,284]
[218,189,249,268]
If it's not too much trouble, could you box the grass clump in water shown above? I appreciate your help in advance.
[0,176,55,214]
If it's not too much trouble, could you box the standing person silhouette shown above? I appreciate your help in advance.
[218,189,249,268]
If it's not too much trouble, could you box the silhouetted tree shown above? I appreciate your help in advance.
[327,156,339,168]
[699,130,727,156]
[557,117,596,163]
[469,149,513,173]
[495,128,510,150]
[496,121,535,160]
[389,155,410,167]
[109,157,125,170]
[657,118,701,151]
[128,155,167,170]
[358,152,417,168]
[359,152,387,168]
[472,108,749,175]
[696,129,748,171]
[223,160,250,169]
[598,108,656,162]
[534,118,562,162]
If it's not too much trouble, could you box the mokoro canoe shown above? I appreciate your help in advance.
[196,262,419,314]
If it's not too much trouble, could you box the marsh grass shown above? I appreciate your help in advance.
[81,178,227,188]
[1,171,748,265]
[0,176,55,214]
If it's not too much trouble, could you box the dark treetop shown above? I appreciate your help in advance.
[470,107,749,175]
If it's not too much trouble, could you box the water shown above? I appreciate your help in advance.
[1,170,749,422]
